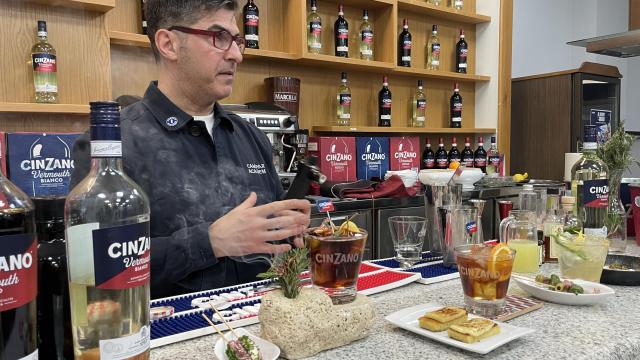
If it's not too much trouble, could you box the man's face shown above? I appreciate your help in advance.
[176,9,243,103]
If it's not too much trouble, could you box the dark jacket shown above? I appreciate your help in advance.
[70,82,284,298]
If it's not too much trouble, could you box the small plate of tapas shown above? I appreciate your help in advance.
[385,303,534,354]
[513,274,615,306]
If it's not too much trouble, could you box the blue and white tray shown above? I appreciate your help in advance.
[369,251,460,285]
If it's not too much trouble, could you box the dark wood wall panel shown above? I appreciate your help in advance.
[511,75,572,181]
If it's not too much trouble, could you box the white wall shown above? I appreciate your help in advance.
[513,0,640,175]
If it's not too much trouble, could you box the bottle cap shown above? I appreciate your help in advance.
[90,101,121,141]
[37,20,47,32]
[478,136,484,144]
[454,83,459,90]
[459,29,465,37]
[452,137,457,144]
[338,4,343,13]
[341,72,347,80]
[382,75,388,84]
[432,25,438,32]
[418,80,423,87]
[363,9,368,18]
[403,18,409,27]
[491,136,497,143]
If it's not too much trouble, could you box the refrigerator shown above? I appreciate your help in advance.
[510,62,622,181]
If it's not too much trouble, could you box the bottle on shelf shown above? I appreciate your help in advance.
[474,136,487,172]
[461,137,474,167]
[307,0,322,53]
[571,125,609,237]
[455,29,468,73]
[426,25,440,70]
[334,4,349,57]
[398,18,412,67]
[543,194,563,263]
[32,20,58,103]
[378,76,392,127]
[411,80,426,127]
[359,9,374,61]
[336,72,351,126]
[452,0,464,10]
[35,197,73,359]
[65,102,151,359]
[422,138,435,169]
[435,137,449,169]
[242,0,259,49]
[141,0,147,35]
[0,170,38,359]
[448,137,461,164]
[450,83,462,128]
[487,136,501,175]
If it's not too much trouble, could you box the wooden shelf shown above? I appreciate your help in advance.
[109,31,150,48]
[0,102,90,114]
[23,0,115,12]
[312,126,496,134]
[393,66,490,82]
[243,48,299,61]
[300,53,394,74]
[322,0,395,9]
[397,0,491,24]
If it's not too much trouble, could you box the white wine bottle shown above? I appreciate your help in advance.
[65,101,151,359]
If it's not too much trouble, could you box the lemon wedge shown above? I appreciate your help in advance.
[338,221,360,235]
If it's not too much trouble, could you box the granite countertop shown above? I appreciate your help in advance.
[151,242,640,360]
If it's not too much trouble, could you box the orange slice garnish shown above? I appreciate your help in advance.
[488,243,512,275]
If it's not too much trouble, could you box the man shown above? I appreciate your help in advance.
[71,0,310,298]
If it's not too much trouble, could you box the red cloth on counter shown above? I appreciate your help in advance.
[342,175,417,198]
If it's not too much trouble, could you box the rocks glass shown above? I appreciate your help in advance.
[305,229,368,305]
[388,216,427,268]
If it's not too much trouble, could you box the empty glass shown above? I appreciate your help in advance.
[388,216,427,268]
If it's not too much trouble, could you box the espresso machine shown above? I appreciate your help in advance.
[222,102,308,191]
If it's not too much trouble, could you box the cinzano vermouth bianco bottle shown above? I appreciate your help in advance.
[65,102,151,360]
[31,20,58,103]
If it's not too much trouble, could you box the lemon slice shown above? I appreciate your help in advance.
[338,221,360,235]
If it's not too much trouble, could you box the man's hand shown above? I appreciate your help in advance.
[209,192,311,257]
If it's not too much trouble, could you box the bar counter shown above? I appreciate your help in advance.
[151,242,640,360]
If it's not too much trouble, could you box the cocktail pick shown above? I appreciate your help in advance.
[209,301,240,338]
[201,313,229,343]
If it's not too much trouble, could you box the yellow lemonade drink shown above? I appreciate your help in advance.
[508,239,539,273]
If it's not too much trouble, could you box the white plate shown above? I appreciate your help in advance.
[513,277,615,306]
[214,328,280,360]
[385,303,535,355]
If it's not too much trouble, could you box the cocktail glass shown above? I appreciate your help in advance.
[455,244,515,317]
[305,229,368,305]
[556,234,609,282]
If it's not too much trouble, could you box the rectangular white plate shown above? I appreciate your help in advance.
[385,303,535,354]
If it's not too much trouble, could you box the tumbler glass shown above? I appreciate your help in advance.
[388,216,427,268]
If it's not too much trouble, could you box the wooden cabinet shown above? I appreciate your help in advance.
[0,0,511,155]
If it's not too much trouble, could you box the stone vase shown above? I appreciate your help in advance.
[258,287,375,359]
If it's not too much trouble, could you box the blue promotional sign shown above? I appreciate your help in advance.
[6,133,81,196]
[356,137,389,180]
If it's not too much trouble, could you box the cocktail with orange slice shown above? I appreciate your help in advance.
[455,243,515,316]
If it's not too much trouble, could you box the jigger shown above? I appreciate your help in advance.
[469,199,486,243]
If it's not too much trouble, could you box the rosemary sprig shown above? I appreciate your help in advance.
[257,247,309,299]
[596,123,639,172]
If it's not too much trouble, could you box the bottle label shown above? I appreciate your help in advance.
[582,179,609,208]
[403,40,412,49]
[91,141,123,158]
[381,97,392,109]
[361,29,373,44]
[380,115,391,120]
[339,93,351,106]
[417,99,426,111]
[431,44,440,55]
[423,158,435,168]
[93,222,150,290]
[402,55,411,62]
[462,156,474,167]
[99,325,150,359]
[0,234,37,312]
[455,0,463,7]
[474,157,487,167]
[361,49,372,56]
[18,350,38,360]
[436,157,448,167]
[337,27,348,39]
[310,21,322,35]
[458,48,468,66]
[32,53,57,73]
[339,113,351,119]
[244,34,259,41]
[337,46,348,52]
[452,102,462,112]
[488,154,500,167]
[244,13,259,28]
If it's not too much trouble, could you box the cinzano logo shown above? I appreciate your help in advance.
[21,158,73,171]
[362,153,385,161]
[34,57,55,64]
[0,253,33,272]
[394,151,417,159]
[326,153,352,162]
[108,236,150,259]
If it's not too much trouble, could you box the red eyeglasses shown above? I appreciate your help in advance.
[168,26,245,53]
